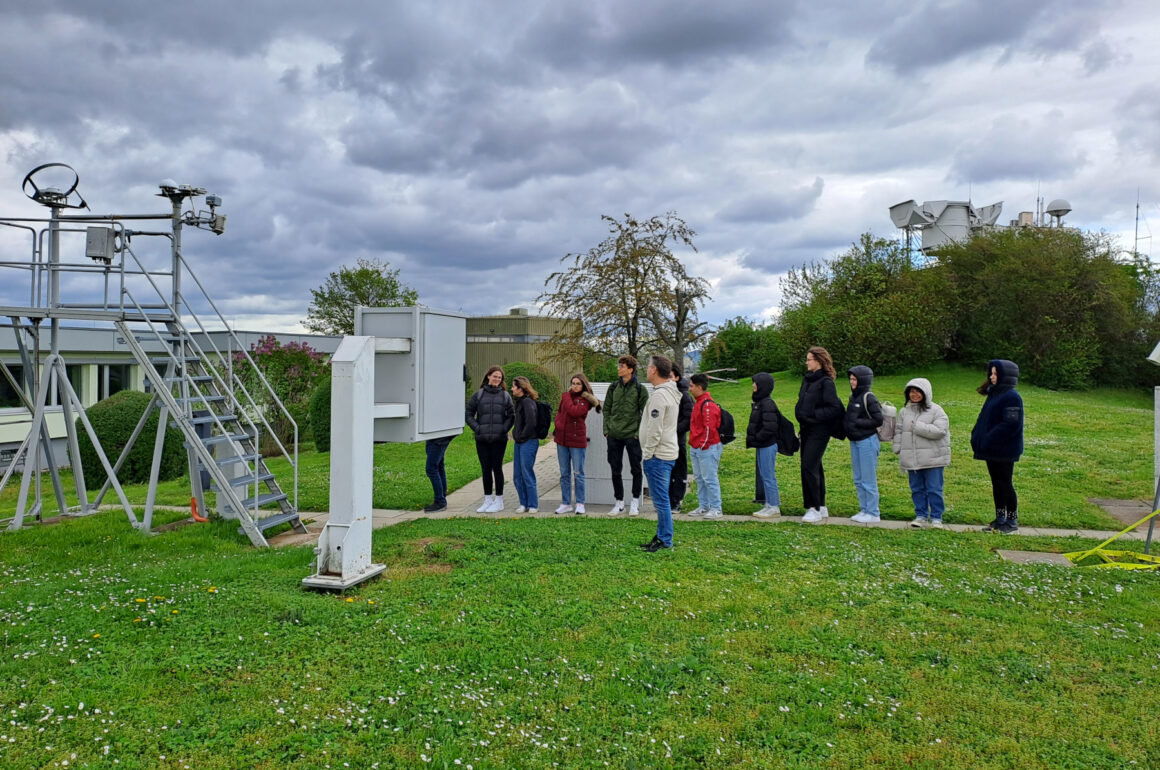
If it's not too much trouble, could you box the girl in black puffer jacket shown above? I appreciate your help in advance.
[747,372,783,517]
[845,365,884,523]
[795,347,844,522]
[971,359,1024,534]
[466,366,514,512]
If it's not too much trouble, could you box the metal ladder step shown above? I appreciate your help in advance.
[214,471,276,488]
[201,433,253,446]
[176,395,226,406]
[215,453,260,467]
[164,375,214,384]
[238,491,288,509]
[188,414,238,427]
[238,510,307,536]
[150,356,202,365]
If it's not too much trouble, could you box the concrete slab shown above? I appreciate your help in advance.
[1089,497,1154,531]
[996,549,1074,567]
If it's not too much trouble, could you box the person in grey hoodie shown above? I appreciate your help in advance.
[845,365,884,523]
[892,377,950,528]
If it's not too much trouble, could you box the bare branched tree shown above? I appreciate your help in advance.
[538,212,711,365]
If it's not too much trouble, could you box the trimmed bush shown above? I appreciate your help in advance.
[77,390,186,486]
[498,361,562,409]
[309,377,332,453]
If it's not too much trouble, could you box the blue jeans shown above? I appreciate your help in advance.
[513,440,539,509]
[755,444,780,506]
[690,442,723,511]
[908,467,946,521]
[425,436,453,505]
[849,434,881,516]
[643,457,675,546]
[556,444,586,505]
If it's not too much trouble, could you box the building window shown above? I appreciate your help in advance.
[1,364,25,408]
[101,364,131,401]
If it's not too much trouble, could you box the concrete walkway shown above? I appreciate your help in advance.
[269,442,1153,548]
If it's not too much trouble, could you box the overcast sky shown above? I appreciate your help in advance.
[2,0,1159,335]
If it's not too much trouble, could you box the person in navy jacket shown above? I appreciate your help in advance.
[970,359,1024,533]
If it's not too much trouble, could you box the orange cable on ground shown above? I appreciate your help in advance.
[190,497,209,523]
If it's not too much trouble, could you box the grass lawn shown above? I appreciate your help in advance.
[1,512,1158,768]
[3,364,1154,531]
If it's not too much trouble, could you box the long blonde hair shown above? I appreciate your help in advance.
[512,375,539,400]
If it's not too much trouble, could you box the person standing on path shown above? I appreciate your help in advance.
[746,372,782,519]
[795,347,844,523]
[971,359,1024,534]
[554,373,600,515]
[845,365,884,524]
[465,366,514,513]
[604,355,649,516]
[638,355,682,552]
[892,377,950,529]
[669,364,694,514]
[687,373,724,520]
[423,435,455,513]
[510,375,541,514]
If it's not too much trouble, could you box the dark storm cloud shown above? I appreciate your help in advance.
[866,0,1116,73]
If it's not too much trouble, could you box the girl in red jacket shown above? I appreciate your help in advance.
[554,373,601,514]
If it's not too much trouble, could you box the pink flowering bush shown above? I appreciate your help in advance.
[234,335,328,452]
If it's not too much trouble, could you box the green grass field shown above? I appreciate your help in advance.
[2,365,1159,767]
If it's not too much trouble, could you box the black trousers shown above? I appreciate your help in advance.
[476,439,507,495]
[986,460,1018,513]
[800,429,831,510]
[606,436,643,500]
[669,433,688,507]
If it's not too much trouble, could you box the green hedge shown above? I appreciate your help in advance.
[77,390,186,486]
[309,377,332,453]
[497,361,562,409]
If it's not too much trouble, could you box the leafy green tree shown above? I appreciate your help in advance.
[935,228,1142,388]
[304,257,418,336]
[700,317,789,377]
[538,213,711,364]
[776,234,956,374]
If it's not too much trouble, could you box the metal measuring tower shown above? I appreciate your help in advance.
[0,164,303,547]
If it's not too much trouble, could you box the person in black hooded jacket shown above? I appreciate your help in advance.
[747,372,782,517]
[845,365,884,523]
[465,366,515,513]
[668,365,694,513]
[796,346,845,522]
[971,359,1024,534]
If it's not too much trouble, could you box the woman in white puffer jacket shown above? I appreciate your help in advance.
[892,377,950,528]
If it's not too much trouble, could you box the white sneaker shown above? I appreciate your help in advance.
[704,509,723,519]
[477,495,494,513]
[527,507,538,514]
[931,519,945,529]
[575,503,585,515]
[819,506,830,519]
[555,504,573,514]
[629,498,641,516]
[910,517,929,529]
[489,497,505,513]
[686,507,706,517]
[609,500,625,516]
[802,508,825,523]
[851,512,881,524]
[754,505,781,519]
[515,505,528,513]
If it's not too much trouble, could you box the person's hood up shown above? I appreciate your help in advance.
[989,359,1020,390]
[847,365,874,393]
[752,372,774,401]
[904,377,932,404]
[676,376,690,394]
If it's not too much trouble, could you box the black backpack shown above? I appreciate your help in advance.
[535,400,552,440]
[717,405,736,445]
[775,409,800,456]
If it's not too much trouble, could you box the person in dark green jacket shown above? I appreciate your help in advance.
[604,355,649,515]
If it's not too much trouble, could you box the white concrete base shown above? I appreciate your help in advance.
[301,562,387,590]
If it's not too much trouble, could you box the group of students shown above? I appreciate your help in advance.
[441,348,1026,548]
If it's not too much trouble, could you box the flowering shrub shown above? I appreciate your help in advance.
[234,335,328,452]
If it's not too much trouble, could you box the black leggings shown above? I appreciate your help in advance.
[986,460,1017,513]
[800,429,831,510]
[476,439,507,495]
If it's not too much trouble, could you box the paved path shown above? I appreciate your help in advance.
[270,442,1153,548]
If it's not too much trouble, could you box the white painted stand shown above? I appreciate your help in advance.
[302,336,386,590]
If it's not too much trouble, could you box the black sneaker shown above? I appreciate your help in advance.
[423,501,447,513]
[997,514,1019,534]
[640,536,661,549]
[644,540,672,553]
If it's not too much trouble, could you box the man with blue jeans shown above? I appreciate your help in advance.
[637,355,681,552]
[424,435,455,512]
[687,373,724,519]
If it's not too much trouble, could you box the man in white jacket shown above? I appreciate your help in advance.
[638,355,681,552]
